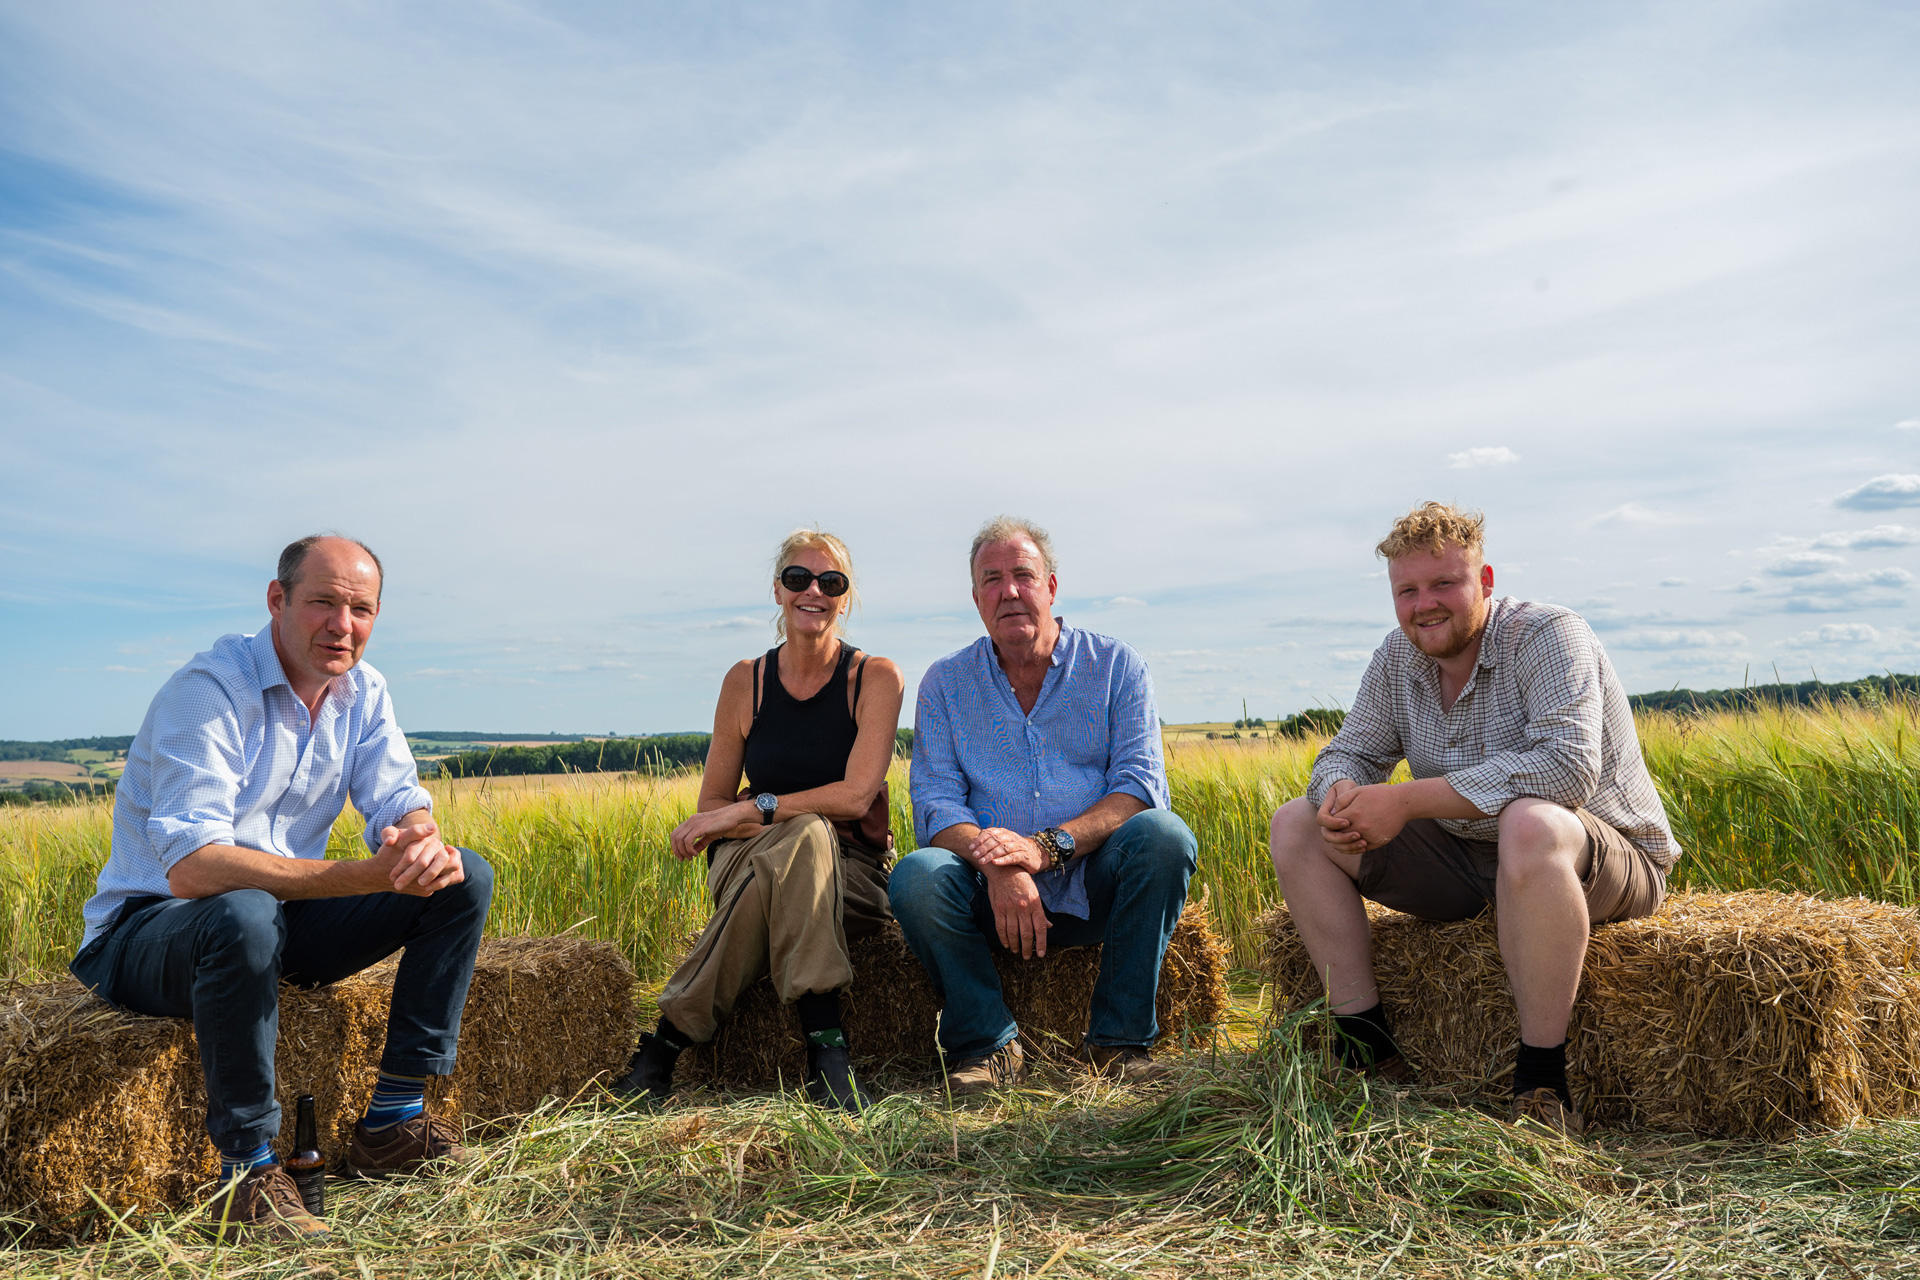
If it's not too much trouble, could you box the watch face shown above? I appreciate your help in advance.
[756,793,777,813]
[1052,827,1075,854]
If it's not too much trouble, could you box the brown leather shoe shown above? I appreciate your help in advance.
[208,1163,329,1241]
[944,1039,1028,1097]
[1077,1042,1171,1084]
[1509,1087,1584,1137]
[346,1113,473,1179]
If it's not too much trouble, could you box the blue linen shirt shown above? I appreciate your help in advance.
[80,625,434,946]
[910,621,1170,918]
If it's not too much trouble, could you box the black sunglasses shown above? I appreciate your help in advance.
[778,566,851,597]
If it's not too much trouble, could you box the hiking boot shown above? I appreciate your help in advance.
[944,1038,1028,1097]
[345,1113,472,1179]
[1509,1087,1584,1137]
[208,1163,330,1242]
[804,1042,873,1113]
[612,1032,681,1106]
[1077,1042,1171,1084]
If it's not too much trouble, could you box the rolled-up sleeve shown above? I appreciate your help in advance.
[911,669,977,846]
[1444,614,1604,815]
[1103,645,1169,809]
[144,671,246,871]
[1306,645,1406,805]
[349,682,434,851]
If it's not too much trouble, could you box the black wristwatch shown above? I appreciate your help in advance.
[1034,826,1075,872]
[754,793,778,825]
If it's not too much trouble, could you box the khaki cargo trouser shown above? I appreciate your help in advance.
[656,813,892,1044]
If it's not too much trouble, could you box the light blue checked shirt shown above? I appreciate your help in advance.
[80,625,433,946]
[911,621,1169,918]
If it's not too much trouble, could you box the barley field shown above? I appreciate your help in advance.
[6,699,1920,982]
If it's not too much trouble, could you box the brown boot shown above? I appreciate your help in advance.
[1077,1042,1171,1084]
[346,1113,473,1179]
[944,1039,1028,1097]
[1509,1087,1584,1137]
[208,1163,329,1242]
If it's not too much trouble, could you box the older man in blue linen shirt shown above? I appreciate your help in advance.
[70,536,493,1240]
[889,518,1198,1095]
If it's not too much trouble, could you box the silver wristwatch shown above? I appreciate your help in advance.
[754,793,778,825]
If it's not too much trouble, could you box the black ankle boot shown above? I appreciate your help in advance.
[804,1042,872,1113]
[612,1032,681,1105]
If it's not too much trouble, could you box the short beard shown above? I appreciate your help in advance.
[1408,602,1488,660]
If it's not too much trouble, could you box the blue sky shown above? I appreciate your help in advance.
[3,1,1917,739]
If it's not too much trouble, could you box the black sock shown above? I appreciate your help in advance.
[796,990,845,1048]
[1513,1040,1571,1108]
[652,1017,692,1053]
[1332,1002,1399,1069]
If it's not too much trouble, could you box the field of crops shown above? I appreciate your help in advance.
[7,698,1920,983]
[6,699,1920,1277]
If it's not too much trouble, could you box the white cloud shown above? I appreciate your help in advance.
[1105,596,1148,607]
[1895,419,1920,431]
[1591,503,1684,528]
[1330,649,1374,663]
[1787,623,1879,645]
[1811,524,1919,550]
[1762,551,1844,577]
[1836,474,1920,511]
[1446,446,1520,469]
[1658,577,1690,587]
[1609,629,1747,650]
[1835,567,1915,588]
[700,616,768,630]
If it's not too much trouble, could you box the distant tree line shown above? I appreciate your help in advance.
[431,727,919,779]
[0,779,116,806]
[0,736,134,763]
[431,735,713,778]
[408,731,588,743]
[1626,673,1920,715]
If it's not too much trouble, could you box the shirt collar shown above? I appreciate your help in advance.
[248,621,359,709]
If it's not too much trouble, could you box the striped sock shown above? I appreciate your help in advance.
[219,1140,276,1183]
[361,1071,428,1131]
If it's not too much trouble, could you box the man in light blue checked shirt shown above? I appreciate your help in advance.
[70,536,493,1240]
[890,518,1197,1095]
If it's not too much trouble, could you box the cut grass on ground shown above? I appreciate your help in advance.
[6,1020,1918,1277]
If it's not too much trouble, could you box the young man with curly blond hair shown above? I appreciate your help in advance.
[1268,502,1678,1135]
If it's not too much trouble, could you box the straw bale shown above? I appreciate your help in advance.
[0,936,634,1241]
[684,900,1229,1087]
[1260,890,1920,1138]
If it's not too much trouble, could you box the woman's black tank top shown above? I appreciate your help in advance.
[741,643,862,796]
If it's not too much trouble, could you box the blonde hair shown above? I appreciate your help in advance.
[771,527,858,638]
[1375,501,1487,561]
[969,516,1058,580]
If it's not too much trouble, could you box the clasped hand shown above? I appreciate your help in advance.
[961,828,1051,959]
[668,802,758,861]
[1316,779,1409,854]
[376,820,464,895]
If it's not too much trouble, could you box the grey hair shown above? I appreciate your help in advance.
[277,534,385,601]
[969,516,1058,580]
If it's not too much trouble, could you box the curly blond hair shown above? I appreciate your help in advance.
[771,527,858,638]
[1375,501,1487,561]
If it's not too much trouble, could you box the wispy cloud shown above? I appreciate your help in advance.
[1591,503,1685,528]
[1763,551,1845,577]
[1811,525,1919,550]
[1609,629,1748,651]
[1835,475,1920,511]
[1787,623,1879,645]
[1446,446,1519,469]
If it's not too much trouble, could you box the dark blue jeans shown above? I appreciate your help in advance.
[69,850,494,1154]
[888,810,1197,1060]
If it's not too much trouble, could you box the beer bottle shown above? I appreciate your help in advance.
[285,1094,326,1217]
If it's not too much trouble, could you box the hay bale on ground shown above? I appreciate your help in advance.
[0,937,634,1241]
[684,900,1229,1087]
[1260,891,1920,1138]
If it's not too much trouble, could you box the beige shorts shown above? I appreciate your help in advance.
[1355,809,1667,925]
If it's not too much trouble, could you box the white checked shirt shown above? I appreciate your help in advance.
[1306,597,1679,868]
[81,625,433,945]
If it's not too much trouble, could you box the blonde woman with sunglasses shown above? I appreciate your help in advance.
[613,529,904,1111]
